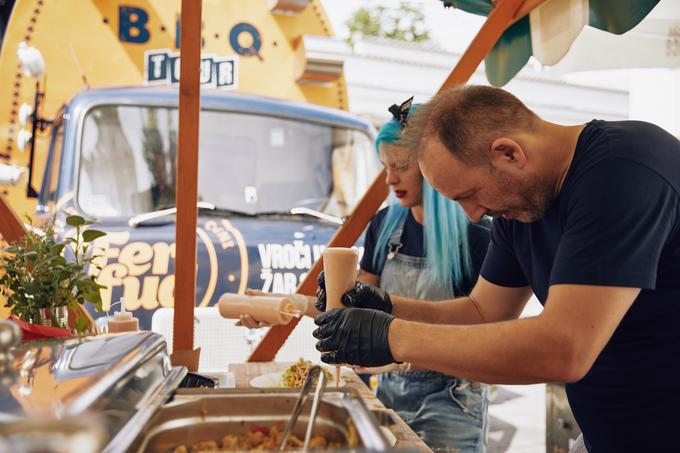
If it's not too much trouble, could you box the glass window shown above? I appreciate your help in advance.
[39,120,64,206]
[77,105,379,219]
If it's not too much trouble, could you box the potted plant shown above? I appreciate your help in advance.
[0,215,107,334]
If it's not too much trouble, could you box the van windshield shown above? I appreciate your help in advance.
[77,105,378,219]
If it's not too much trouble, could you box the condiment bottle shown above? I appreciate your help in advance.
[218,293,298,325]
[107,297,140,333]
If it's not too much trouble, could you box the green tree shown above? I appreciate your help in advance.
[345,2,431,47]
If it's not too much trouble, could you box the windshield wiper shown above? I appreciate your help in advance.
[129,202,265,227]
[290,207,343,225]
[235,208,342,224]
[128,201,216,227]
[129,203,343,227]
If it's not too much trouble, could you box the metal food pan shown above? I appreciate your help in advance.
[128,388,389,452]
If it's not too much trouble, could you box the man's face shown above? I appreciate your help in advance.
[418,137,553,223]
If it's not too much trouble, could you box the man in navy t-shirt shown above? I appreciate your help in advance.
[312,86,680,452]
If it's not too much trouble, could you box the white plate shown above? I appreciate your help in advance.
[249,368,351,389]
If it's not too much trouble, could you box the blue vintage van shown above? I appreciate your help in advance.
[36,87,380,329]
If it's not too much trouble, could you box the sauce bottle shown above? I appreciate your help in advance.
[107,297,140,333]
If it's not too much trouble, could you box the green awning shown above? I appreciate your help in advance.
[441,0,660,86]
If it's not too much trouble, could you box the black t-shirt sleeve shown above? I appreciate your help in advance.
[469,220,491,276]
[359,210,387,275]
[551,160,678,288]
[458,219,491,294]
[480,218,530,287]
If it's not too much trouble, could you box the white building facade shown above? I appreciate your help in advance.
[342,37,630,127]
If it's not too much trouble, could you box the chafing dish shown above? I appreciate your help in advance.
[128,388,387,452]
[0,321,389,452]
[0,322,185,453]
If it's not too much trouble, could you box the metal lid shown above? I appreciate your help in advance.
[0,325,186,452]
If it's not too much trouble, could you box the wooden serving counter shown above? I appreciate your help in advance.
[230,362,432,452]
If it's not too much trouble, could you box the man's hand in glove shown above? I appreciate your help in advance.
[313,308,396,367]
[315,271,393,313]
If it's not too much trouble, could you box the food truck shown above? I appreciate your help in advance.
[0,0,380,327]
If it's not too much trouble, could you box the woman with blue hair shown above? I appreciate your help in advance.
[350,97,491,452]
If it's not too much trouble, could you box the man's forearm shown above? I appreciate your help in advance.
[391,295,486,324]
[388,316,575,384]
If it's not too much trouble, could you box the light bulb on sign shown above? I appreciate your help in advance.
[0,163,24,185]
[17,42,45,78]
[16,129,32,152]
[18,103,33,126]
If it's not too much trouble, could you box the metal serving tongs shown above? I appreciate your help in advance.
[279,365,328,452]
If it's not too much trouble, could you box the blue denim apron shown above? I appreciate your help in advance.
[377,216,489,452]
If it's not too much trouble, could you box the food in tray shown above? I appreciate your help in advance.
[281,358,335,388]
[170,422,348,452]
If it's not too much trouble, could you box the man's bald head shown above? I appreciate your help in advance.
[399,85,538,166]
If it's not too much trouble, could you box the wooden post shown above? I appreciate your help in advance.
[172,0,202,361]
[0,197,25,244]
[248,170,389,362]
[248,0,547,362]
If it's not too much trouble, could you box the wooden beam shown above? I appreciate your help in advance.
[439,0,533,92]
[248,0,549,362]
[248,170,389,362]
[173,0,202,354]
[0,197,25,244]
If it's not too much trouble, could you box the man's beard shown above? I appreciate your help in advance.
[492,169,554,223]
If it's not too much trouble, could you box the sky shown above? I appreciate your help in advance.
[320,0,485,53]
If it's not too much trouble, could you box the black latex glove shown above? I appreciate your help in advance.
[313,308,396,367]
[315,271,393,313]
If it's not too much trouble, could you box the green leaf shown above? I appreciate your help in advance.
[23,251,38,260]
[84,291,102,304]
[82,230,106,243]
[66,215,86,227]
[75,315,90,332]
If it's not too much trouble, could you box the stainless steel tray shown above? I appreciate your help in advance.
[0,328,186,453]
[127,388,390,452]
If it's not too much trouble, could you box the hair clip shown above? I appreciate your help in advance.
[388,96,414,129]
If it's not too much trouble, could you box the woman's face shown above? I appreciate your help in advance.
[379,143,423,208]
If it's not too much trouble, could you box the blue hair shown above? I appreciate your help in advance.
[372,108,473,291]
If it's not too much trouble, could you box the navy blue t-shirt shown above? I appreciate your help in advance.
[361,208,490,295]
[481,120,680,452]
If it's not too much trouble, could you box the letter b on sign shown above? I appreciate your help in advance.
[119,7,150,43]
